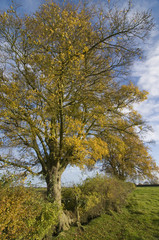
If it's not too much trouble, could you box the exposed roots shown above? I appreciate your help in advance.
[58,210,74,232]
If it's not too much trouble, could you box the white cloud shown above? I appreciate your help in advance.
[133,41,159,97]
[61,166,99,186]
[134,99,159,118]
[131,0,159,154]
[132,36,159,150]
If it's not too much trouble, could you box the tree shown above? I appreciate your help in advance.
[101,125,158,181]
[0,0,155,230]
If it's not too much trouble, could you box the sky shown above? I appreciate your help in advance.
[0,0,159,185]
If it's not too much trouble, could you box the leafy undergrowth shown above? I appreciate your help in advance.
[53,187,159,240]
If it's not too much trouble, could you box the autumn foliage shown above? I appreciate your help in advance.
[0,175,59,240]
[101,126,158,181]
[0,0,157,231]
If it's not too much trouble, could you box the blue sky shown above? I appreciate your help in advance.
[1,0,159,185]
[0,0,43,13]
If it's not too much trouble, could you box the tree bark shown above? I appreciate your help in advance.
[46,166,62,205]
[45,165,72,232]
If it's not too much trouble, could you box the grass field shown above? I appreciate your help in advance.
[53,187,159,240]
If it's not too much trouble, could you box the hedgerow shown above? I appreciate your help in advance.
[0,175,59,240]
[0,174,135,239]
[62,175,135,224]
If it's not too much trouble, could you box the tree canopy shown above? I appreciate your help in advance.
[100,123,157,181]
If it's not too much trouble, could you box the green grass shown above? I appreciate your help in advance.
[52,187,159,240]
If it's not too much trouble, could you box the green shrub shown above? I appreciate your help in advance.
[30,201,60,240]
[62,175,135,224]
[0,175,59,240]
[104,178,135,212]
[62,187,77,212]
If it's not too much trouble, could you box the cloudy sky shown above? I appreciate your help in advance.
[0,0,159,185]
[131,1,159,164]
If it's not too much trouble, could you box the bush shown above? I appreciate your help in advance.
[62,175,135,224]
[0,175,59,240]
[62,187,77,213]
[30,201,60,240]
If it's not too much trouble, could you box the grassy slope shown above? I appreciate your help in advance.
[53,187,159,240]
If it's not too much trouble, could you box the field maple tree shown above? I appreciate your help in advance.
[0,0,155,229]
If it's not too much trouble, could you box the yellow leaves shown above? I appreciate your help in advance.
[107,134,126,157]
[120,82,148,107]
[103,125,158,180]
[84,192,100,212]
[65,135,82,148]
[0,181,48,240]
[60,52,65,61]
[87,137,108,162]
[96,114,107,127]
[65,117,84,136]
[83,45,89,52]
[3,12,7,18]
[64,134,108,168]
[49,28,54,35]
[64,135,87,165]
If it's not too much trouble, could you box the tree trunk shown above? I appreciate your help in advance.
[45,165,72,232]
[46,166,62,205]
